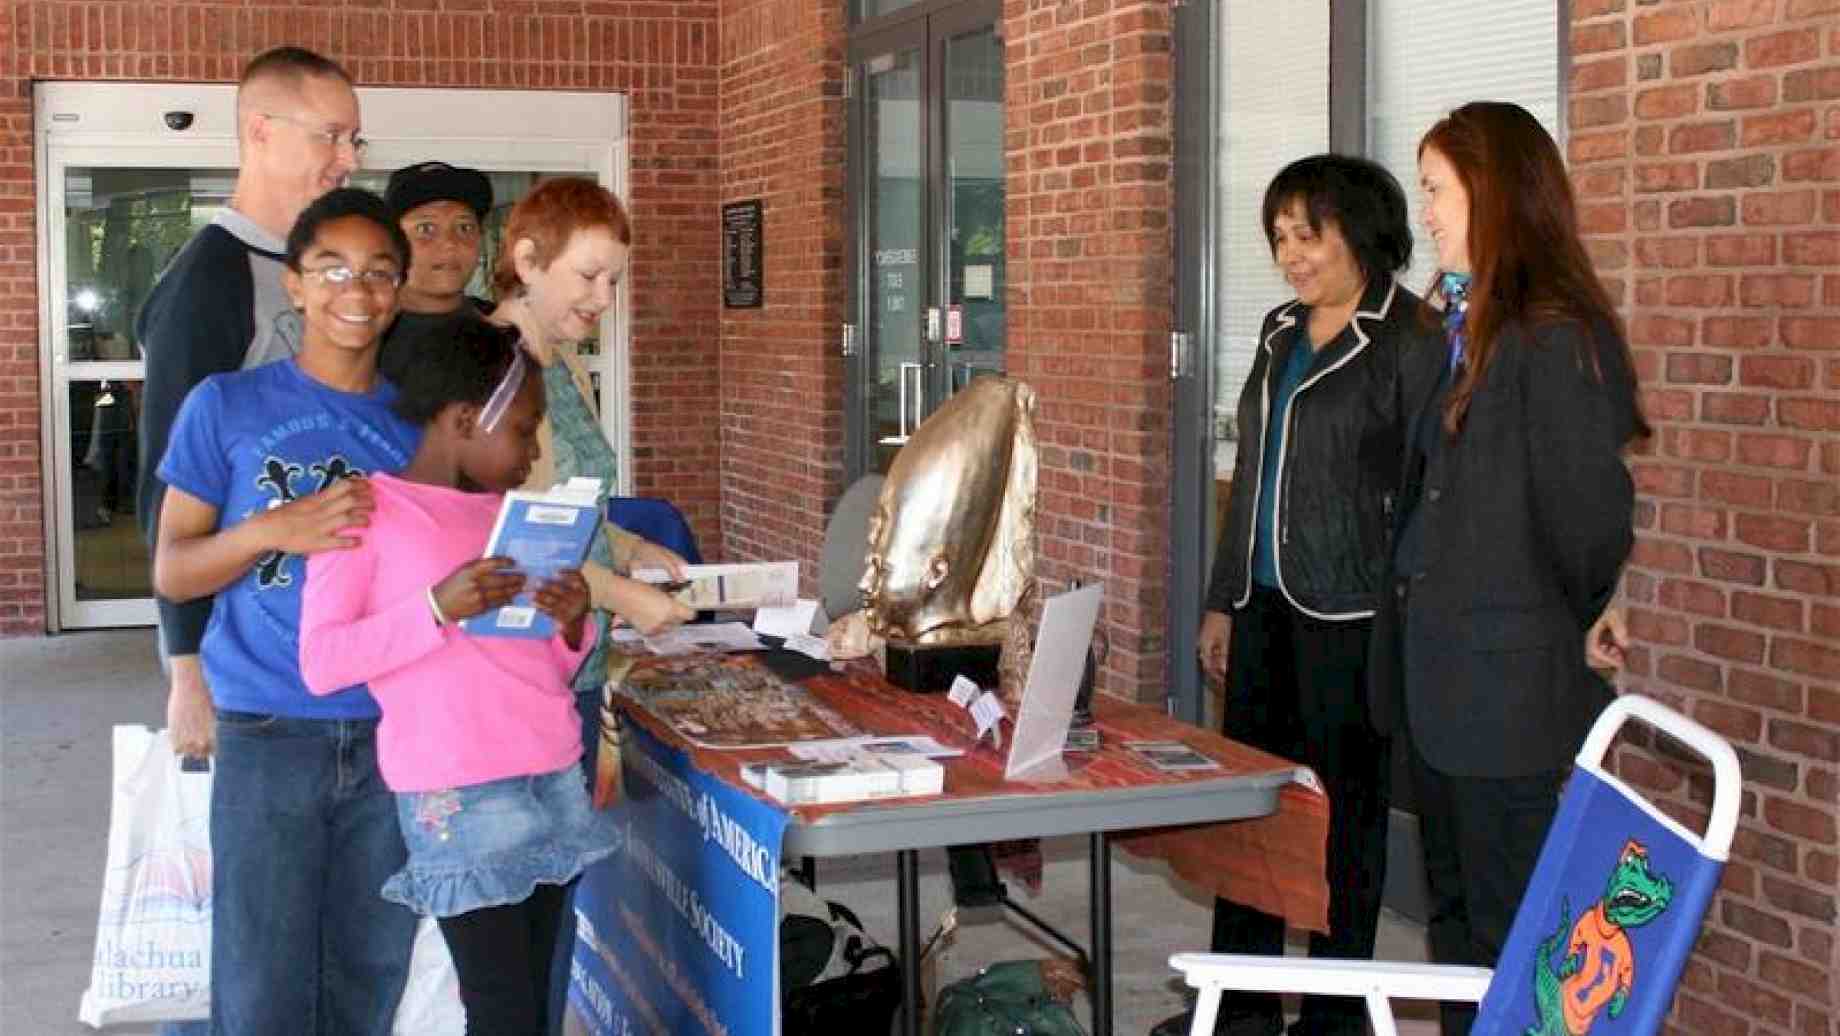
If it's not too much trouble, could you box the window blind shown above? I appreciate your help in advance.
[1212,0,1330,457]
[1367,0,1561,294]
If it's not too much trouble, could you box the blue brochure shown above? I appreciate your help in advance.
[463,477,604,639]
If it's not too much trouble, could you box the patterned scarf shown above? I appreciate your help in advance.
[1441,270,1471,372]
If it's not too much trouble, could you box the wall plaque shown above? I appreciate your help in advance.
[722,199,764,308]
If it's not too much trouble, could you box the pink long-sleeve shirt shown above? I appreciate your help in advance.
[299,473,592,792]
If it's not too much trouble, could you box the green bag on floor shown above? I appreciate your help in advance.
[930,960,1086,1036]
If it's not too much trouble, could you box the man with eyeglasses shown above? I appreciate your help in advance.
[137,45,362,769]
[133,46,403,1036]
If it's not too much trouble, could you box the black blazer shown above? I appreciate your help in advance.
[1207,277,1437,619]
[1369,316,1642,778]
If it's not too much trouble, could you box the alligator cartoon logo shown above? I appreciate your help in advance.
[1526,838,1674,1035]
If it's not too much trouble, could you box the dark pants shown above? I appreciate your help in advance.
[439,882,570,1036]
[1211,587,1392,1035]
[1405,726,1561,1035]
[546,688,605,1033]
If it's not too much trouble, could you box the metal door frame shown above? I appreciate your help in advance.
[34,83,627,631]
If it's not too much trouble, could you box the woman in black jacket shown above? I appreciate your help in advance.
[1374,101,1648,1036]
[1161,155,1435,1036]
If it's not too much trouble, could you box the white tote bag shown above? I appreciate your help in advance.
[78,726,466,1031]
[392,917,466,1035]
[79,725,213,1026]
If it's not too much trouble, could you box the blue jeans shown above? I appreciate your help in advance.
[208,710,417,1036]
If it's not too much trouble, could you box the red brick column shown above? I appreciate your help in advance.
[0,85,41,635]
[1570,1,1838,1031]
[714,0,848,581]
[1004,0,1176,703]
[0,1,724,633]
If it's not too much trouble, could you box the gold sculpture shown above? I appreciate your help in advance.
[859,376,1038,645]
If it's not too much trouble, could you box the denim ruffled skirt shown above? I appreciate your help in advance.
[383,763,619,918]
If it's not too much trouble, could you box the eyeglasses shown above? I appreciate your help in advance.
[261,112,367,155]
[301,266,403,290]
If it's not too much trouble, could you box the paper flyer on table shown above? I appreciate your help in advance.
[787,734,965,762]
[752,598,828,638]
[633,561,799,610]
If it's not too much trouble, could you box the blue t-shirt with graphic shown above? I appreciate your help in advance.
[158,359,421,719]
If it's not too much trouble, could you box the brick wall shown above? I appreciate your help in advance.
[1003,0,1176,704]
[714,0,847,583]
[1569,1,1839,1031]
[0,0,724,634]
[0,15,39,635]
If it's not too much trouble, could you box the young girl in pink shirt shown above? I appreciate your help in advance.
[299,315,608,1035]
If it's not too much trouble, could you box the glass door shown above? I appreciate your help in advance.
[942,21,1006,402]
[861,41,927,472]
[847,0,1004,478]
[36,83,627,631]
[47,164,237,628]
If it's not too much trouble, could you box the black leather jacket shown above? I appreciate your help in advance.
[1205,276,1437,620]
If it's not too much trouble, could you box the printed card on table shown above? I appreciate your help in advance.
[1125,740,1222,773]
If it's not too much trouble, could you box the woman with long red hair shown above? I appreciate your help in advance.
[1369,101,1649,1036]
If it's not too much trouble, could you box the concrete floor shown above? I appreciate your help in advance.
[3,629,170,1035]
[1,629,1439,1035]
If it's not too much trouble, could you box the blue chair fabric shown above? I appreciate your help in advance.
[606,497,702,565]
[1477,762,1723,1034]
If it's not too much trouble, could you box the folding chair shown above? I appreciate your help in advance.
[1171,694,1740,1036]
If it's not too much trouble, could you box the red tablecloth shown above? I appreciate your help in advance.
[623,659,1331,934]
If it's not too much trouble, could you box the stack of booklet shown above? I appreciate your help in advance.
[741,751,945,806]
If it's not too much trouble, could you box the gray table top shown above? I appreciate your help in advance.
[781,767,1296,857]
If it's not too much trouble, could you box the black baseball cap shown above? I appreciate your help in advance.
[385,161,493,221]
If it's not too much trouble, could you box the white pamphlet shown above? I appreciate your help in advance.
[633,561,799,610]
[788,735,964,762]
[969,692,1007,744]
[753,598,829,638]
[780,632,831,661]
[947,675,980,707]
[640,621,766,655]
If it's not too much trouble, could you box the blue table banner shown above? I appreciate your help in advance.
[567,720,789,1036]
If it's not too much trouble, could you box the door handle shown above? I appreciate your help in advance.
[898,361,925,438]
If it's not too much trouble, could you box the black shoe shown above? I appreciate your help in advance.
[1149,1008,1283,1036]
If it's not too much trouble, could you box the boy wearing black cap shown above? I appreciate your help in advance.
[378,160,496,384]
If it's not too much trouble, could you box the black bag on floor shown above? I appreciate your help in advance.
[780,887,901,1033]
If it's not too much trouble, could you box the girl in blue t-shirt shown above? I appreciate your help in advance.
[150,188,421,1035]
